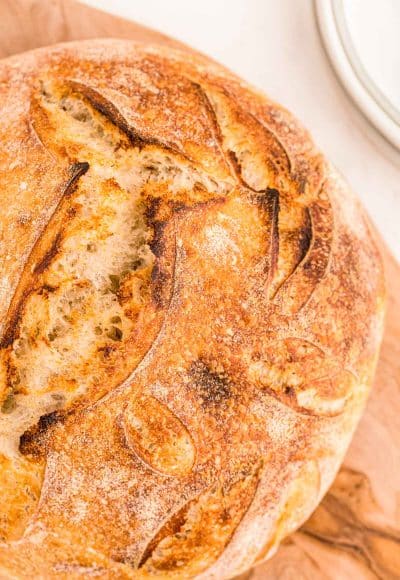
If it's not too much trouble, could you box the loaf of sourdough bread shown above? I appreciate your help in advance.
[0,39,385,579]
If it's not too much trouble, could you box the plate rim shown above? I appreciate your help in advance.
[314,0,400,151]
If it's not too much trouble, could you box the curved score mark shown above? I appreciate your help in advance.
[138,464,262,575]
[191,82,291,192]
[0,161,89,348]
[265,205,312,301]
[258,188,280,293]
[189,81,249,188]
[259,368,355,417]
[121,394,196,477]
[248,110,293,176]
[252,337,355,417]
[272,189,333,315]
[66,79,193,162]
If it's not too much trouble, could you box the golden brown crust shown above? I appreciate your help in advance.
[0,39,385,579]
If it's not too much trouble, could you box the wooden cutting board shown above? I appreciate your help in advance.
[1,1,399,578]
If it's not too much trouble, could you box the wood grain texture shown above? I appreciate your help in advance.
[0,1,398,578]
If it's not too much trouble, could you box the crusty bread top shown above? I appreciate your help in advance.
[0,39,385,579]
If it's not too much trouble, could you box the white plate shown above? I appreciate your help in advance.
[315,0,400,153]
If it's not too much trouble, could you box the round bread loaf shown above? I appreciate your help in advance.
[0,39,385,579]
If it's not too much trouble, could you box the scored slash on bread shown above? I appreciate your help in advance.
[0,39,385,579]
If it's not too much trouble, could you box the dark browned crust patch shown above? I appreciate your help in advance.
[32,232,63,276]
[298,208,313,263]
[19,411,64,457]
[262,188,280,288]
[189,360,232,409]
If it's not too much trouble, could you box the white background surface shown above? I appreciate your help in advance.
[83,0,400,261]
